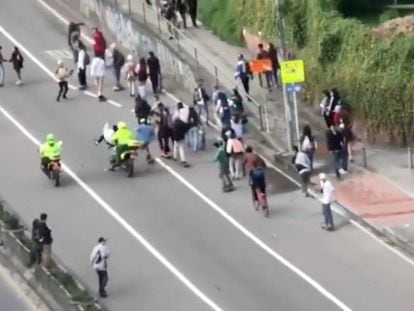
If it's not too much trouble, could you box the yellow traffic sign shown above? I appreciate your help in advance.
[280,60,305,84]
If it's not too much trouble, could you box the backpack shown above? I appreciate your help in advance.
[188,107,200,127]
[84,51,90,66]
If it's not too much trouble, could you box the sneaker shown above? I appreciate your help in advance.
[113,86,121,91]
[16,80,22,85]
[339,168,348,175]
[182,161,190,168]
[98,95,107,102]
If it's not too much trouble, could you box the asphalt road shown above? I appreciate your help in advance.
[1,0,414,310]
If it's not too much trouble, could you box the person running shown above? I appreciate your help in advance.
[54,60,72,102]
[9,46,24,85]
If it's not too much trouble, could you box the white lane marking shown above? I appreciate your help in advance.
[156,161,352,311]
[32,0,414,282]
[0,104,223,311]
[0,26,122,108]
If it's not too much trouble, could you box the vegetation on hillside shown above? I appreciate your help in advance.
[198,0,414,144]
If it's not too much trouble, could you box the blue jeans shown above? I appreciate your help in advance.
[187,127,205,151]
[305,149,315,170]
[322,203,334,228]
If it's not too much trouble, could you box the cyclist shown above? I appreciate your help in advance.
[39,134,62,177]
[249,160,266,209]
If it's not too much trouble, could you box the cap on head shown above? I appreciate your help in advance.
[127,54,133,61]
[319,173,327,180]
[98,237,106,243]
[117,121,127,129]
[46,133,55,142]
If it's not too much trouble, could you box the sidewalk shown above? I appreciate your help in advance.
[88,0,414,255]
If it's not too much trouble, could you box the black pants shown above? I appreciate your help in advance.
[114,66,121,86]
[78,68,87,87]
[97,270,108,295]
[158,128,171,154]
[179,11,187,28]
[57,81,68,100]
[150,74,159,94]
[241,76,250,95]
[188,6,197,26]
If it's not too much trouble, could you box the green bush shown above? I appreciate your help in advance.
[379,9,400,23]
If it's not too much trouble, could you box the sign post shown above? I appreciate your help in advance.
[280,60,305,149]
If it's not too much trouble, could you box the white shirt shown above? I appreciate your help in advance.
[90,243,109,271]
[320,180,334,204]
[90,57,105,78]
[77,49,85,70]
[295,151,310,169]
[103,123,115,144]
[231,120,243,139]
[173,106,189,123]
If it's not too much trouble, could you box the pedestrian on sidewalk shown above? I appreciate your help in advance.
[267,43,279,86]
[135,57,148,99]
[90,56,106,101]
[176,0,187,29]
[234,54,252,100]
[124,54,137,97]
[339,118,353,170]
[292,145,311,196]
[92,28,106,59]
[110,43,125,91]
[186,0,198,27]
[300,125,317,170]
[135,94,151,124]
[54,60,72,102]
[256,43,271,89]
[30,218,42,265]
[90,237,110,298]
[76,41,89,90]
[214,139,234,192]
[172,102,190,167]
[319,173,335,231]
[9,46,24,85]
[0,46,5,86]
[38,213,53,268]
[326,125,345,178]
[147,51,161,94]
[193,80,210,123]
[319,90,331,128]
[153,102,173,158]
[226,131,245,180]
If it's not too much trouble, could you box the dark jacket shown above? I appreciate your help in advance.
[326,129,342,152]
[147,55,161,77]
[113,49,125,69]
[10,50,24,70]
[135,96,151,121]
[38,222,53,245]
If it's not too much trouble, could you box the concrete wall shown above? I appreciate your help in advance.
[79,0,198,92]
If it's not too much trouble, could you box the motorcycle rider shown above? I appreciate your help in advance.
[39,134,62,177]
[110,121,135,168]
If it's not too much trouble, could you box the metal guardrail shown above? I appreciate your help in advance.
[112,0,269,132]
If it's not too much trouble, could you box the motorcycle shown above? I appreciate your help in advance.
[41,141,63,187]
[109,141,139,178]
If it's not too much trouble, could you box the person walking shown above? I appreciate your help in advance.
[54,60,72,102]
[92,28,106,58]
[326,125,344,178]
[234,54,252,100]
[30,218,42,265]
[90,237,110,298]
[153,102,173,158]
[215,92,231,129]
[9,46,24,85]
[186,0,198,27]
[135,57,148,98]
[172,102,190,167]
[226,131,244,180]
[90,56,106,101]
[0,46,5,86]
[76,41,89,90]
[292,146,311,196]
[124,54,137,97]
[134,94,151,123]
[267,43,279,86]
[319,173,335,231]
[110,43,125,91]
[147,51,161,94]
[193,80,210,123]
[300,125,317,170]
[214,139,234,192]
[38,213,53,268]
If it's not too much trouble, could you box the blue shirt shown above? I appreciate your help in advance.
[136,124,154,144]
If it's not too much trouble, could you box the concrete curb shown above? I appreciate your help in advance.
[0,198,104,311]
